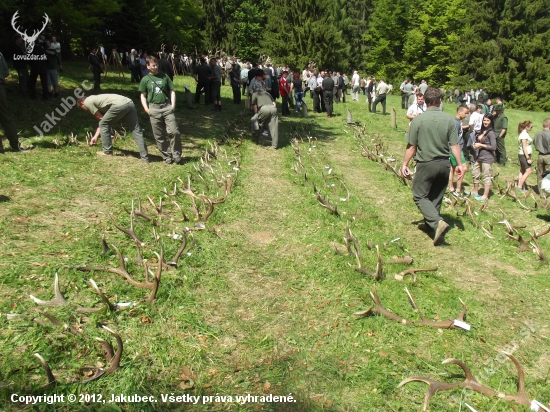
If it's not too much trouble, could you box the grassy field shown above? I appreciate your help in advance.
[0,62,549,412]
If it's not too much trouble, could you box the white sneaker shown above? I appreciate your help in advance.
[262,130,269,136]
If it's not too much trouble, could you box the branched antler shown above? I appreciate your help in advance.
[344,226,381,279]
[398,352,533,410]
[34,325,123,386]
[109,212,145,247]
[29,273,67,306]
[354,286,466,329]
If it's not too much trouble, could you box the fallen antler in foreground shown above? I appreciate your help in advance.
[398,352,541,411]
[354,286,466,329]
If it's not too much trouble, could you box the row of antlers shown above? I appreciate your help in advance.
[17,114,248,388]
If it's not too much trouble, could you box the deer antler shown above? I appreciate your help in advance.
[354,286,467,329]
[29,273,67,306]
[109,209,145,247]
[167,232,195,268]
[344,226,381,279]
[398,352,533,410]
[123,196,158,226]
[394,267,438,283]
[34,325,123,386]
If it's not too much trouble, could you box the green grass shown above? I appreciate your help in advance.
[1,63,549,412]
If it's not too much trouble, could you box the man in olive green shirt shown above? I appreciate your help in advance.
[78,94,149,162]
[402,87,464,245]
[0,52,20,153]
[492,104,508,166]
[139,56,182,164]
[250,82,278,149]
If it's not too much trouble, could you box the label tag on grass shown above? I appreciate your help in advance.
[531,400,550,411]
[453,319,471,331]
[464,403,478,412]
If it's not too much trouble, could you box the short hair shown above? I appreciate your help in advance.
[543,118,550,129]
[457,105,468,113]
[423,87,442,106]
[146,55,158,64]
[417,93,424,98]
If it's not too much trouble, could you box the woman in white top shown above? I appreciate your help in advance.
[517,120,534,191]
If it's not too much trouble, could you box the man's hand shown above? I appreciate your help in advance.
[455,164,465,179]
[401,165,412,179]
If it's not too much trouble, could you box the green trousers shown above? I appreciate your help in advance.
[253,105,279,148]
[412,160,450,230]
[496,136,507,165]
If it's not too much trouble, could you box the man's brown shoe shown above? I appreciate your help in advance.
[433,220,450,246]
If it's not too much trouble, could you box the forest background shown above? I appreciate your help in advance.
[0,0,549,110]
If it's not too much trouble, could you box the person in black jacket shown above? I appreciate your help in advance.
[12,36,29,98]
[322,73,335,118]
[28,41,49,100]
[229,63,241,104]
[158,53,174,81]
[194,57,211,105]
[88,47,102,91]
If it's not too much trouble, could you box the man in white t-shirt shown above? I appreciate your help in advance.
[351,70,360,101]
[469,104,484,135]
[406,93,426,125]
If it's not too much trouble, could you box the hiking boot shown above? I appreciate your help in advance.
[97,151,113,156]
[433,220,450,246]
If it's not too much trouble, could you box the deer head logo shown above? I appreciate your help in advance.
[12,11,49,54]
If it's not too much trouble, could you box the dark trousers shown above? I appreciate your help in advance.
[242,82,247,96]
[320,90,326,112]
[195,81,210,104]
[401,93,408,109]
[372,93,387,114]
[312,90,321,113]
[92,69,101,90]
[341,89,346,103]
[412,160,451,231]
[333,86,339,103]
[28,67,49,99]
[231,84,241,104]
[130,67,141,83]
[324,91,334,116]
[281,95,290,115]
[16,67,29,97]
[367,94,373,112]
[0,84,19,152]
[496,136,507,165]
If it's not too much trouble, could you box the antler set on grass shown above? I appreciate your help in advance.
[398,352,539,411]
[34,324,122,386]
[354,286,467,329]
[77,243,164,304]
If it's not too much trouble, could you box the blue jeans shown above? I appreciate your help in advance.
[294,92,303,112]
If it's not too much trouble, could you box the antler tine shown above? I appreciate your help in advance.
[34,353,57,386]
[354,286,410,323]
[456,298,467,322]
[405,287,427,322]
[532,225,550,239]
[30,273,67,306]
[101,325,123,373]
[442,358,477,382]
[169,233,195,268]
[498,351,531,404]
[146,245,164,303]
[374,245,383,280]
[89,278,114,311]
[109,212,145,247]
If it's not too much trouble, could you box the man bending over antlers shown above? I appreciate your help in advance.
[77,94,149,162]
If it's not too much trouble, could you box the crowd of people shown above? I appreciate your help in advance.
[1,40,550,202]
[401,84,550,245]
